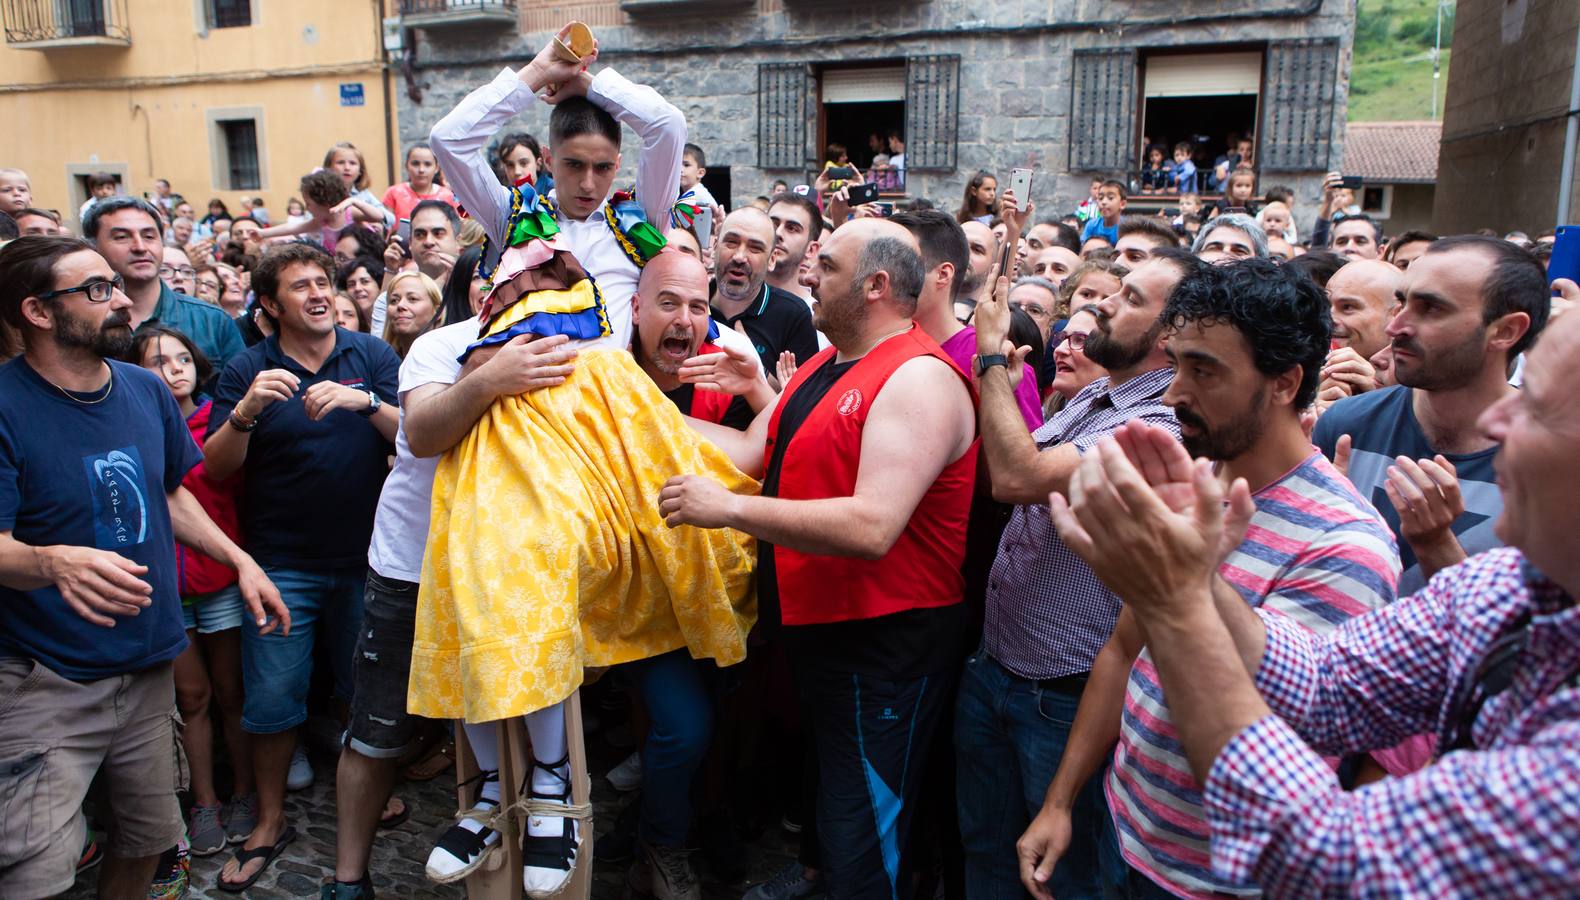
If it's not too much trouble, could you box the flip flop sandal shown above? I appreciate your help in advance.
[379,795,410,830]
[401,737,455,782]
[216,825,297,893]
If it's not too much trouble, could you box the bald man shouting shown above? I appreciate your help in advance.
[663,219,979,898]
[709,206,822,376]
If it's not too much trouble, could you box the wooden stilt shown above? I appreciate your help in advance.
[457,693,593,900]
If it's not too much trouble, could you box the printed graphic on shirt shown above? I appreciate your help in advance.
[83,446,149,549]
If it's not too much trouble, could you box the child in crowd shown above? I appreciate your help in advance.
[249,196,271,226]
[1075,175,1103,223]
[382,142,457,221]
[1212,165,1261,217]
[679,141,718,209]
[78,172,119,221]
[259,170,384,253]
[1170,142,1198,193]
[323,141,395,228]
[129,325,255,857]
[1080,179,1126,245]
[285,197,311,225]
[495,131,544,189]
[1140,145,1170,193]
[0,167,34,214]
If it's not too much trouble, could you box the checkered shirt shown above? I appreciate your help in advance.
[982,367,1178,680]
[1204,547,1580,897]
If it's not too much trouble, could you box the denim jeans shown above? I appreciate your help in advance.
[619,649,714,847]
[954,649,1123,899]
[240,565,365,733]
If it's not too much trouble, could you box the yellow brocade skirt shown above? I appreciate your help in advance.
[407,349,758,723]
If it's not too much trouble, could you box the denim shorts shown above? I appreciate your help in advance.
[344,570,420,759]
[181,583,246,634]
[240,565,365,734]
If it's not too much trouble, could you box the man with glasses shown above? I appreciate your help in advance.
[161,246,197,298]
[958,251,1193,896]
[84,196,245,375]
[0,235,285,900]
[1007,276,1060,345]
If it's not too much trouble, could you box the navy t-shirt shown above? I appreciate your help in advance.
[0,359,200,680]
[1312,385,1503,594]
[207,328,399,571]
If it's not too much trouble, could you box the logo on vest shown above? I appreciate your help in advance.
[836,389,863,416]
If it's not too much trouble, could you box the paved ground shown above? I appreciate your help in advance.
[65,724,799,899]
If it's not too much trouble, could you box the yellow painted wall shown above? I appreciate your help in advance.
[0,0,397,227]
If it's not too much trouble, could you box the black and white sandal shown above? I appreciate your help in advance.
[521,754,587,898]
[425,770,501,884]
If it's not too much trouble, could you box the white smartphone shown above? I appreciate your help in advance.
[1009,167,1034,205]
[694,207,713,249]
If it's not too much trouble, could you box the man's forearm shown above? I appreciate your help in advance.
[1211,576,1270,677]
[979,367,1075,504]
[0,533,53,591]
[368,400,400,443]
[1041,637,1134,810]
[1411,533,1467,581]
[199,419,249,481]
[168,487,248,570]
[1136,596,1272,784]
[404,376,497,458]
[725,493,896,560]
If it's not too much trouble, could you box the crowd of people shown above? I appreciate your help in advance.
[2,22,1579,900]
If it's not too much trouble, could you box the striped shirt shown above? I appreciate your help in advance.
[1107,451,1400,897]
[984,367,1178,680]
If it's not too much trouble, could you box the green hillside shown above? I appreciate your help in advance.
[1348,0,1455,121]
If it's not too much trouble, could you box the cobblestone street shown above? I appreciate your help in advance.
[66,730,798,899]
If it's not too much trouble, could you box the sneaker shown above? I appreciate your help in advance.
[606,750,643,792]
[743,861,825,900]
[779,813,803,835]
[288,745,315,791]
[642,842,700,900]
[224,793,257,844]
[186,803,226,856]
[425,770,501,883]
[147,841,191,900]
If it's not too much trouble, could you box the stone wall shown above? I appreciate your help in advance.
[396,0,1354,233]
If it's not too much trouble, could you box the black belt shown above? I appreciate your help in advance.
[1036,672,1090,696]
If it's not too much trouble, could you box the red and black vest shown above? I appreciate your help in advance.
[685,341,735,426]
[765,324,979,626]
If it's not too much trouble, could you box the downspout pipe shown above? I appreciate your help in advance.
[1556,19,1580,226]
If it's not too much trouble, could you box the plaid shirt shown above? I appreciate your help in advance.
[1205,547,1580,896]
[983,367,1178,680]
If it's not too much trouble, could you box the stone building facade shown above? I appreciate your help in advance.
[391,0,1355,230]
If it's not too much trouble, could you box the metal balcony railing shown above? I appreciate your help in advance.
[2,0,130,47]
[398,0,517,26]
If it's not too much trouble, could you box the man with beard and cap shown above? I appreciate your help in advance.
[0,236,285,900]
[662,218,978,899]
[710,206,821,378]
[1313,236,1550,595]
[1316,258,1402,410]
[954,249,1194,898]
[1018,258,1399,900]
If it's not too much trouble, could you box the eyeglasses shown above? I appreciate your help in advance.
[1055,331,1089,351]
[35,275,125,304]
[1011,301,1052,321]
[159,265,197,278]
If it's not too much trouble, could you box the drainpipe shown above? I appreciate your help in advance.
[377,0,398,188]
[1558,19,1580,226]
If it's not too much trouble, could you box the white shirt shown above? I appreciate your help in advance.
[366,318,476,581]
[369,291,389,339]
[679,183,718,210]
[429,64,685,355]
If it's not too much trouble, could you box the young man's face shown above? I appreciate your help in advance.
[1331,220,1381,260]
[16,212,59,236]
[1097,187,1125,219]
[548,133,621,222]
[94,208,165,287]
[679,154,704,190]
[410,208,460,276]
[262,261,336,338]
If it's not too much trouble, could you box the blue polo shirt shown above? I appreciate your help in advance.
[0,359,200,680]
[150,281,247,376]
[207,328,399,571]
[1080,217,1119,245]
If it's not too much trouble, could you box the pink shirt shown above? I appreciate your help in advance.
[940,327,1043,430]
[381,182,458,223]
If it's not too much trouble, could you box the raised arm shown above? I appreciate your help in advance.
[428,67,538,246]
[586,68,685,230]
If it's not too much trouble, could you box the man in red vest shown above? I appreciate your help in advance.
[661,218,978,898]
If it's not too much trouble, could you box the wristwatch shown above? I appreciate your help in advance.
[358,390,381,417]
[975,353,1009,377]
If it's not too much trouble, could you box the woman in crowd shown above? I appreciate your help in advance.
[193,263,222,306]
[337,255,385,326]
[129,325,256,856]
[437,245,486,325]
[956,170,999,225]
[334,292,370,332]
[213,261,248,317]
[200,197,230,228]
[334,224,386,270]
[380,270,443,358]
[381,142,457,221]
[323,141,395,228]
[1046,304,1106,415]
